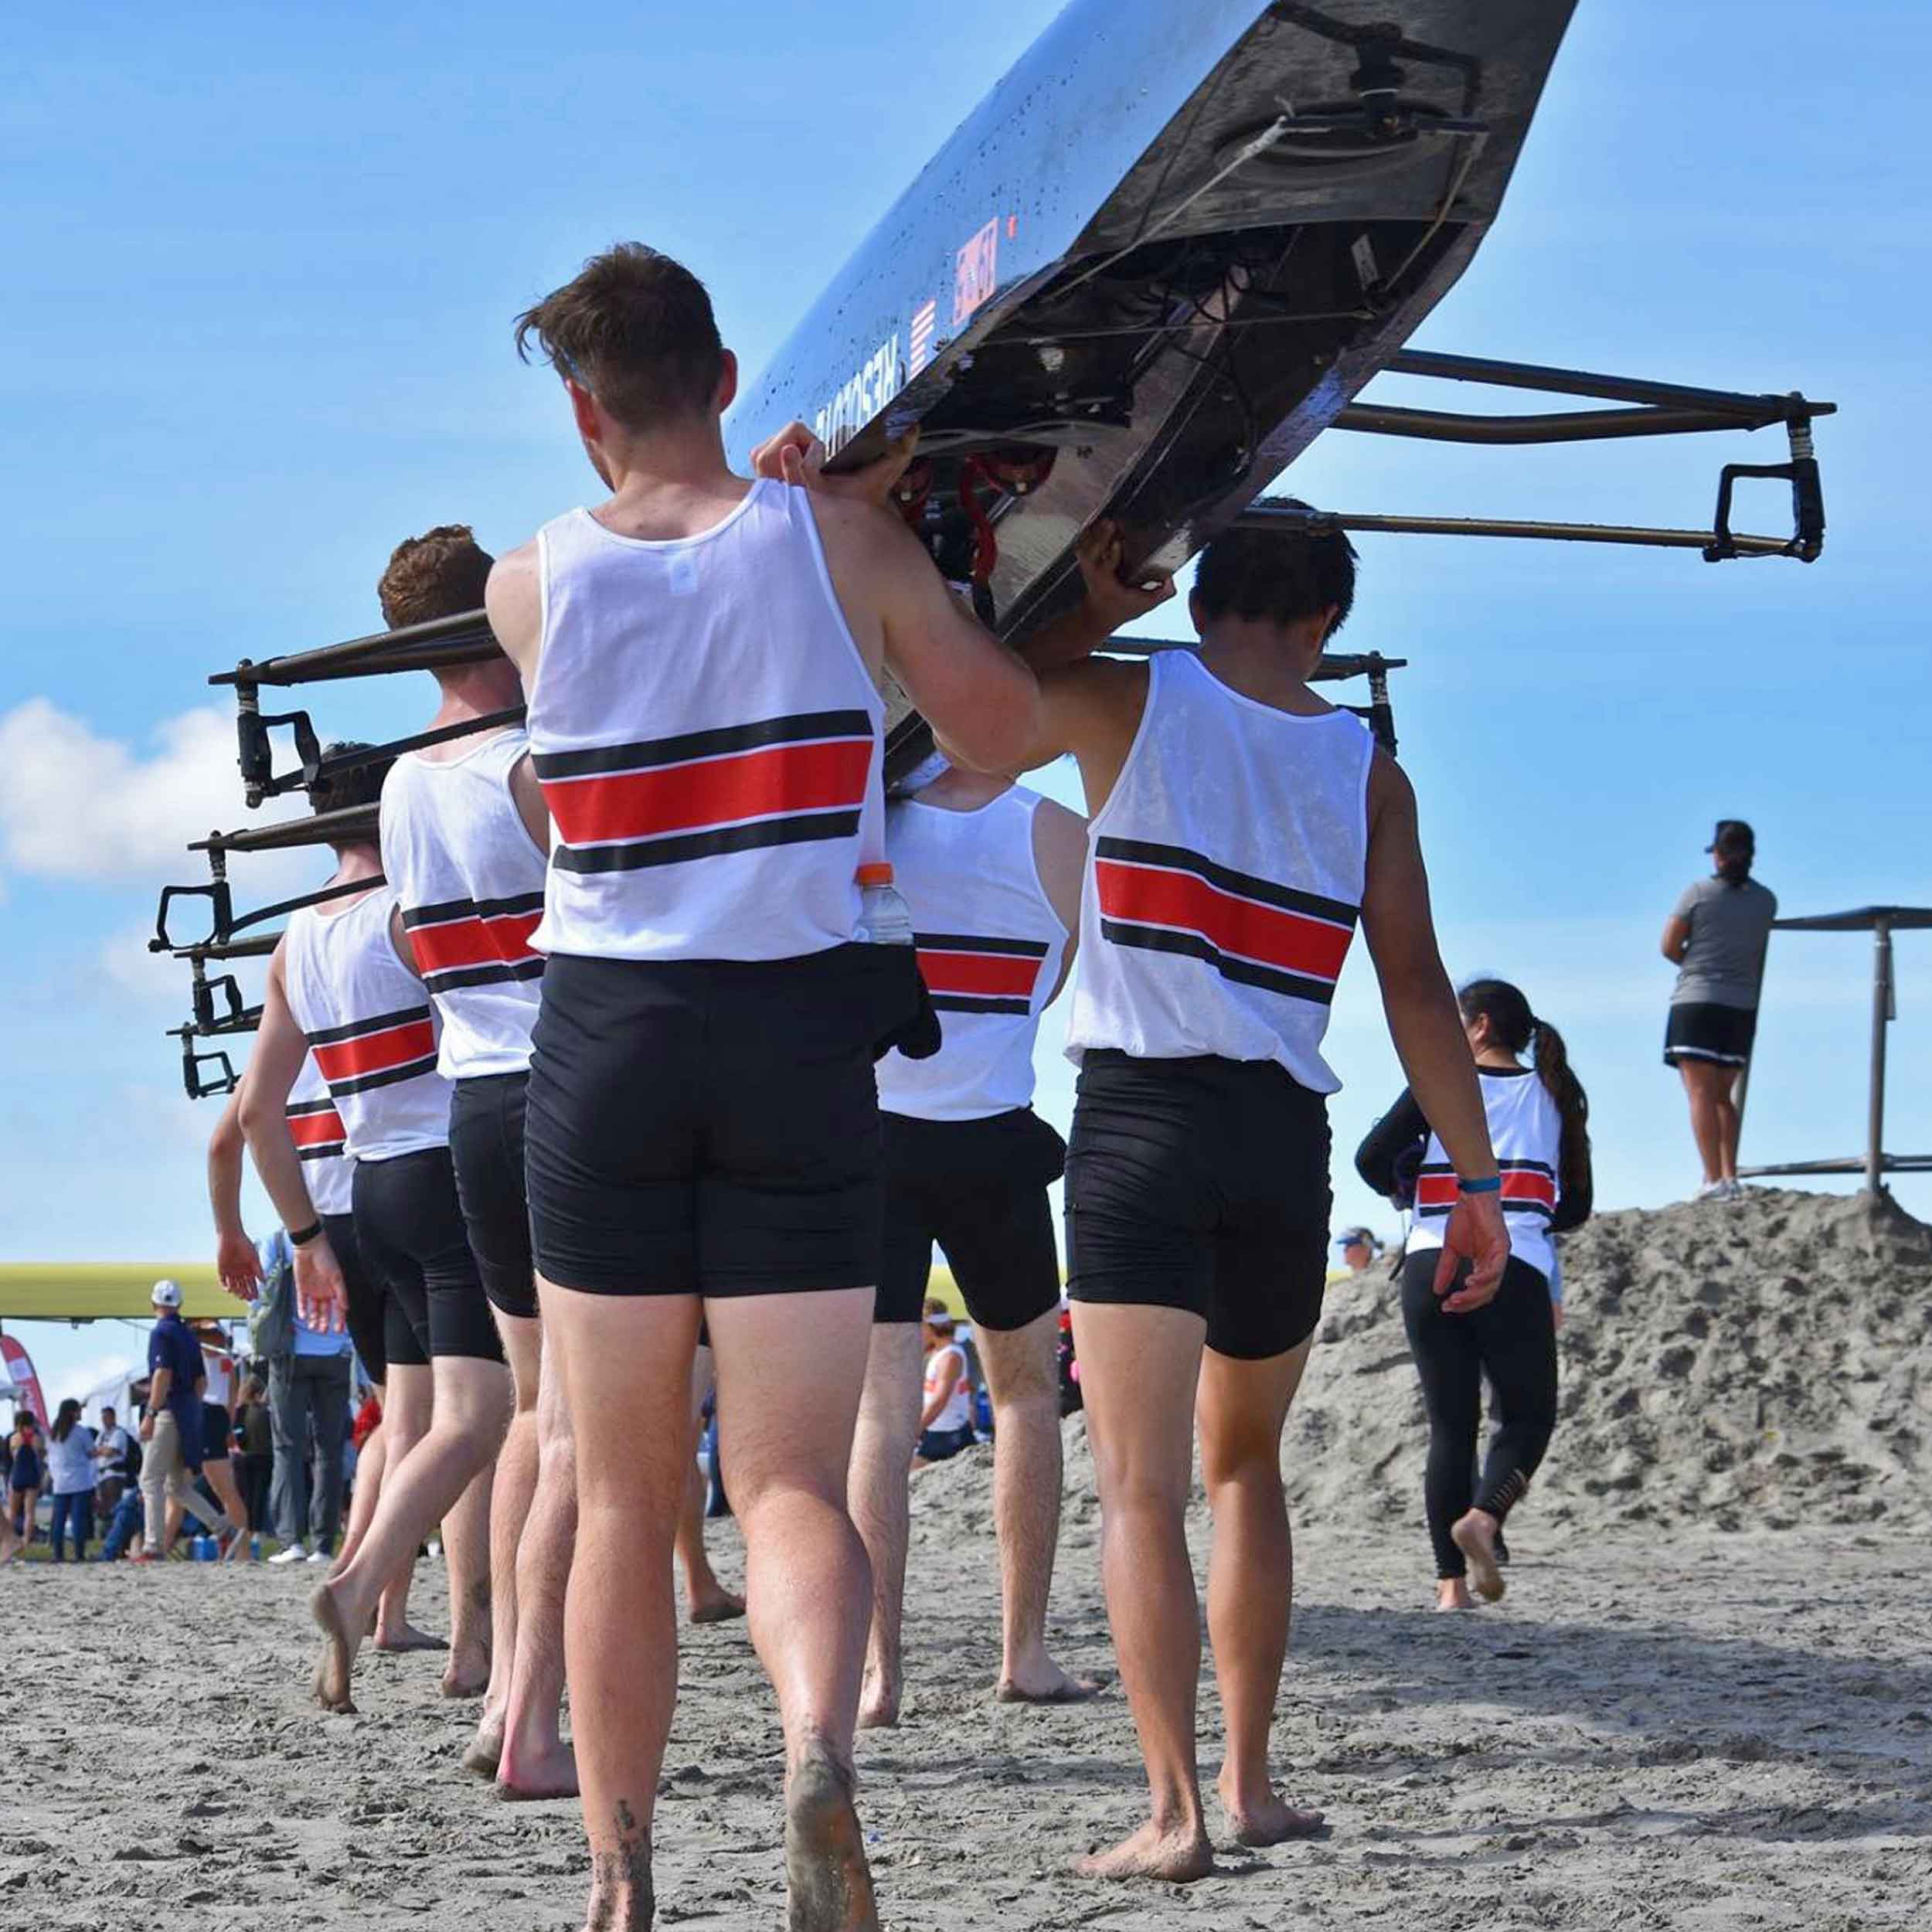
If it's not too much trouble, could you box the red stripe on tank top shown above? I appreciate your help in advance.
[542,738,872,847]
[406,910,543,975]
[311,1019,437,1083]
[915,948,1043,999]
[287,1107,347,1150]
[1094,859,1353,983]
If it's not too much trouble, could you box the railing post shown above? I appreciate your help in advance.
[1866,915,1893,1196]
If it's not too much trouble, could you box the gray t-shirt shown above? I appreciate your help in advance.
[1671,875,1777,1009]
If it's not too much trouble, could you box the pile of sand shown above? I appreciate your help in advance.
[911,1187,1932,1539]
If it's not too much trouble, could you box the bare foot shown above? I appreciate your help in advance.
[687,1588,746,1626]
[1073,1815,1213,1883]
[498,1735,580,1802]
[1216,1777,1325,1847]
[442,1645,492,1699]
[375,1621,449,1654]
[585,1825,652,1932]
[311,1580,362,1713]
[462,1715,504,1781]
[784,1750,879,1930]
[856,1668,900,1731]
[1451,1511,1506,1602]
[995,1660,1103,1706]
[1434,1578,1475,1612]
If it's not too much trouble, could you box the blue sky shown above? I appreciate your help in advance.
[4,1,1928,1402]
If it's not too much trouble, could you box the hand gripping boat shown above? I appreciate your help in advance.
[164,0,1833,1094]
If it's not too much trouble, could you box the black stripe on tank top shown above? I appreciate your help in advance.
[550,810,862,874]
[1097,921,1338,1008]
[532,710,873,781]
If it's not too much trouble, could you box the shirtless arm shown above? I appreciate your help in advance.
[1358,753,1509,1310]
[485,544,543,691]
[1030,794,1088,999]
[236,947,347,1329]
[207,1094,263,1302]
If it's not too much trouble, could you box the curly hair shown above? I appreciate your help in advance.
[376,524,494,631]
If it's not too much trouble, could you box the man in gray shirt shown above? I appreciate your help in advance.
[1662,820,1777,1198]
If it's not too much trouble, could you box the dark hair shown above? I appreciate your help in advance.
[378,525,495,631]
[311,740,395,821]
[1458,978,1592,1202]
[514,243,726,434]
[1192,502,1357,636]
[52,1399,81,1442]
[1713,822,1755,889]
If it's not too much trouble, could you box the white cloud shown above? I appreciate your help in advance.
[0,698,294,886]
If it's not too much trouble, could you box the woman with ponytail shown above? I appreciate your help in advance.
[1355,978,1593,1610]
[1662,820,1777,1199]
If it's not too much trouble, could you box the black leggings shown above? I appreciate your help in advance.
[1400,1251,1557,1580]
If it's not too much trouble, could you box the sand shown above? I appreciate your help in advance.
[3,1189,1927,1930]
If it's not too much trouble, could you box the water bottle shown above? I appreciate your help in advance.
[250,1534,262,1561]
[855,862,914,947]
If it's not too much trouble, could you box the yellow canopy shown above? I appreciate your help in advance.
[0,1265,236,1322]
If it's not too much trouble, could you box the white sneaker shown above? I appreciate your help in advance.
[1696,1181,1726,1202]
[306,1548,332,1566]
[267,1545,308,1566]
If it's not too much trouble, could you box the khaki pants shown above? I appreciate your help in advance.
[141,1411,236,1550]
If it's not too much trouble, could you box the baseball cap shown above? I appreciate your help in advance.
[151,1278,183,1309]
[1332,1226,1378,1250]
[1706,819,1754,853]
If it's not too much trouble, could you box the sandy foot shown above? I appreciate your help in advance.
[1073,1815,1214,1882]
[784,1753,879,1930]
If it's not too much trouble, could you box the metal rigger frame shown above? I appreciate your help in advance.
[153,349,1832,1094]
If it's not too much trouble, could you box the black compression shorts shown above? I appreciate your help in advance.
[878,1108,1066,1328]
[1066,1051,1331,1360]
[321,1209,420,1379]
[200,1403,232,1461]
[353,1148,504,1363]
[1664,1001,1757,1069]
[450,1071,537,1321]
[527,947,907,1297]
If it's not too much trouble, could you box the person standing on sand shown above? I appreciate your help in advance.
[93,1406,132,1517]
[852,744,1127,1726]
[239,751,510,1706]
[491,241,1049,1932]
[47,1400,97,1562]
[137,1281,240,1562]
[1015,515,1509,1881]
[1356,978,1593,1610]
[1662,819,1776,1199]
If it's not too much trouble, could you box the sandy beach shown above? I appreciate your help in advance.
[4,1484,1927,1930]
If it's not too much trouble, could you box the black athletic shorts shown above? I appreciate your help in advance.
[200,1403,232,1461]
[917,1423,976,1464]
[878,1108,1066,1328]
[450,1071,537,1320]
[321,1209,421,1379]
[353,1147,505,1363]
[1664,1001,1757,1069]
[1066,1051,1331,1360]
[527,945,915,1297]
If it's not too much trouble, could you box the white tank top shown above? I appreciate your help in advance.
[200,1349,234,1408]
[923,1341,972,1434]
[283,887,452,1163]
[1405,1069,1564,1283]
[381,730,546,1080]
[1066,651,1373,1094]
[286,1054,353,1217]
[527,481,886,962]
[875,787,1069,1121]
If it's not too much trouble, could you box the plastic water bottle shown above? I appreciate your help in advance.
[855,862,914,947]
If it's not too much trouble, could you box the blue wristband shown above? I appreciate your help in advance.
[1457,1175,1502,1196]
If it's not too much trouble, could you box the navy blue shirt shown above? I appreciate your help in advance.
[147,1313,205,1425]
